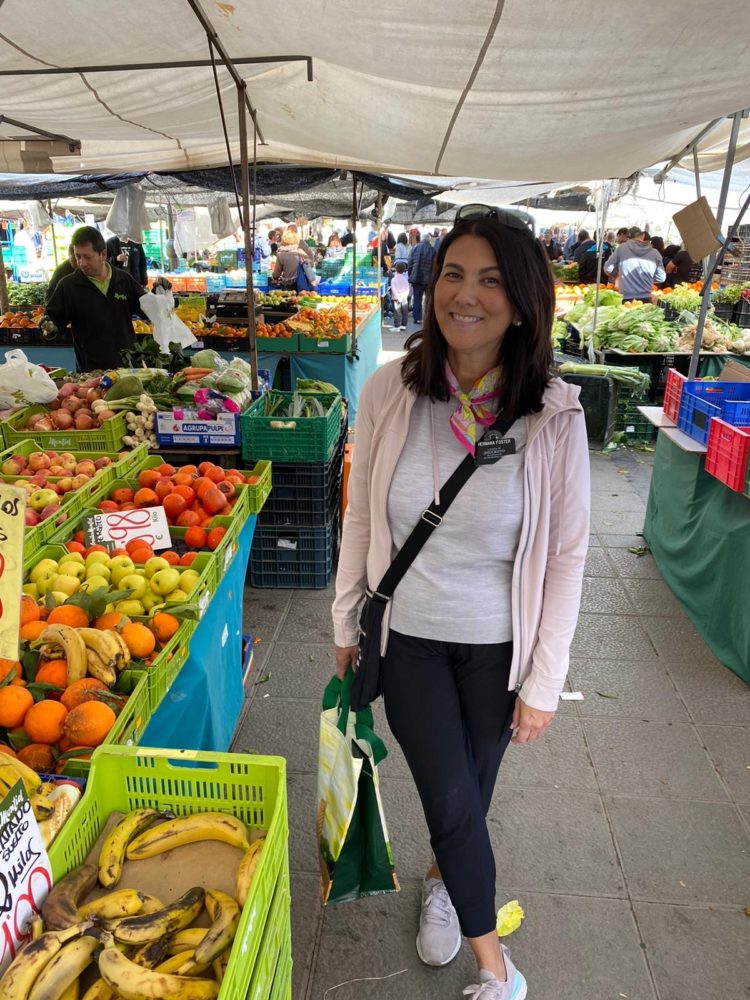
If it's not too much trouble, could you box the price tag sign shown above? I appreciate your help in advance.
[0,781,53,973]
[0,485,26,663]
[83,506,172,551]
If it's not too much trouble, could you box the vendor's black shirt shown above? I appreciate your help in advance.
[45,267,145,372]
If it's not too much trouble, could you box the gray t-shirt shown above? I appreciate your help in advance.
[387,396,526,644]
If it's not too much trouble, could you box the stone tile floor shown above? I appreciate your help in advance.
[234,446,750,1000]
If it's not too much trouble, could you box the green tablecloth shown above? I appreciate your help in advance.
[643,434,750,683]
[698,353,750,377]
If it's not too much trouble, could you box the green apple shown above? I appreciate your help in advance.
[86,562,111,582]
[164,588,189,603]
[141,591,164,612]
[79,576,110,594]
[150,568,181,596]
[29,488,59,512]
[49,590,70,607]
[50,574,80,597]
[60,551,85,565]
[109,557,136,586]
[35,573,58,596]
[144,556,171,578]
[58,561,87,581]
[30,559,59,583]
[115,599,146,616]
[118,574,148,601]
[178,569,200,593]
[22,583,39,599]
[85,551,110,568]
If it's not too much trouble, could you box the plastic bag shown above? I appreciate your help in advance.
[106,185,150,242]
[138,288,197,352]
[0,350,59,410]
[208,195,236,240]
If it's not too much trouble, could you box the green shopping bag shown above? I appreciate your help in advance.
[317,669,400,904]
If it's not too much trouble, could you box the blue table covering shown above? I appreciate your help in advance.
[140,515,256,750]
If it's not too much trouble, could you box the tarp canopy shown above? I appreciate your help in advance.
[0,0,748,180]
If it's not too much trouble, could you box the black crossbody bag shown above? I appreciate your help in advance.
[350,410,516,712]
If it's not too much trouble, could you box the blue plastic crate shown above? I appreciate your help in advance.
[206,273,227,291]
[677,381,750,445]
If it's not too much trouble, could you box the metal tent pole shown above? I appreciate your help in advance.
[238,84,258,392]
[688,108,747,380]
[350,175,358,357]
[0,243,8,312]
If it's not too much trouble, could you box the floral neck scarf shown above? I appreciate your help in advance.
[445,361,501,456]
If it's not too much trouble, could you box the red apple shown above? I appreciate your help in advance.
[0,458,24,476]
[48,464,67,477]
[40,503,61,521]
[58,452,78,470]
[57,477,74,494]
[27,452,51,471]
[44,450,58,460]
[29,472,48,487]
[93,457,113,470]
[74,460,96,477]
[24,508,40,526]
[70,473,90,490]
[11,453,28,469]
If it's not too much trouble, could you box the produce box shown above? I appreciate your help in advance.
[0,439,148,489]
[705,418,750,492]
[47,745,289,1000]
[259,428,344,527]
[677,380,750,445]
[155,410,240,447]
[1,404,127,452]
[297,331,351,354]
[255,333,300,353]
[250,512,339,589]
[241,391,342,463]
[615,396,657,443]
[595,349,689,403]
[559,373,618,445]
[663,368,688,423]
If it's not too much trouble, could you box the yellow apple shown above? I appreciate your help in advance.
[144,557,171,579]
[30,559,59,583]
[50,574,81,597]
[114,599,146,617]
[178,569,200,593]
[150,568,181,596]
[118,574,148,601]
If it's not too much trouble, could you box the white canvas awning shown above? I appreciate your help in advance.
[0,0,749,180]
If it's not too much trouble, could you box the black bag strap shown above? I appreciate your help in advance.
[370,410,516,603]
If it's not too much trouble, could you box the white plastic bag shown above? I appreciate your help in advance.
[208,195,235,240]
[138,289,197,352]
[106,185,150,242]
[0,350,59,410]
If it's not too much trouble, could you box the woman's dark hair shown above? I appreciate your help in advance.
[650,235,665,254]
[71,225,105,253]
[396,232,408,245]
[401,218,554,419]
[663,244,680,260]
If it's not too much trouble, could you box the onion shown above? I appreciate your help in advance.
[51,410,74,430]
[95,409,116,423]
[85,388,101,405]
[64,397,83,413]
[35,417,54,431]
[75,413,94,430]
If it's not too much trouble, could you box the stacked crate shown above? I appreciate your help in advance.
[241,391,346,588]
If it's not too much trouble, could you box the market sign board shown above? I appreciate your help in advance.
[83,506,171,551]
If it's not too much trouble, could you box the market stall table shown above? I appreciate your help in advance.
[642,432,750,684]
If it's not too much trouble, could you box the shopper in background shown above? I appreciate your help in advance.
[665,245,694,286]
[44,225,146,371]
[541,230,562,261]
[615,227,630,245]
[46,243,76,302]
[562,229,578,260]
[604,226,665,301]
[407,231,435,325]
[379,226,396,274]
[106,235,147,286]
[340,224,355,247]
[649,235,665,259]
[271,230,318,290]
[434,228,449,253]
[268,228,282,254]
[393,231,410,267]
[577,232,613,284]
[572,230,594,265]
[333,208,589,1000]
[389,261,410,332]
[325,233,345,260]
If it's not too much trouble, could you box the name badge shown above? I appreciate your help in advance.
[475,431,516,466]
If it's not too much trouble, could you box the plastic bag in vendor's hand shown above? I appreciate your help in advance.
[0,349,59,410]
[138,289,196,352]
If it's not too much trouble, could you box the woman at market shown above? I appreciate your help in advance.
[271,230,318,291]
[393,231,410,267]
[324,233,345,260]
[332,208,590,1000]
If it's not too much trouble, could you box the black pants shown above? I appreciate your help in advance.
[382,630,516,938]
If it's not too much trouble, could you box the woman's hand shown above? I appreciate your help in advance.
[510,697,555,744]
[335,644,359,681]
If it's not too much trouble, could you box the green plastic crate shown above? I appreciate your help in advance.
[255,334,299,354]
[269,946,292,1000]
[297,332,351,355]
[241,392,342,463]
[247,874,291,1000]
[146,617,195,713]
[236,460,272,515]
[47,746,289,1000]
[1,404,127,452]
[0,439,148,489]
[615,397,658,443]
[19,471,114,563]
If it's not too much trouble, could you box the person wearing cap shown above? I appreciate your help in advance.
[604,227,665,302]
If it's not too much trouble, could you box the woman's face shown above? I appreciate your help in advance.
[434,234,519,362]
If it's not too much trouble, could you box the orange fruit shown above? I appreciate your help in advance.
[129,546,154,564]
[134,488,159,508]
[163,494,187,521]
[154,463,176,477]
[34,659,68,691]
[0,686,34,728]
[137,468,161,489]
[184,526,208,550]
[85,544,109,556]
[206,527,227,551]
[19,620,47,642]
[173,485,195,504]
[206,466,225,483]
[74,531,86,544]
[111,487,134,504]
[0,743,17,758]
[66,541,86,555]
[23,700,68,745]
[151,612,180,645]
[20,595,41,627]
[62,701,116,748]
[17,743,56,773]
[154,479,174,501]
[98,500,119,513]
[179,552,198,567]
[47,605,89,628]
[161,550,180,566]
[121,622,156,658]
[202,487,228,516]
[94,611,129,631]
[61,678,108,712]
[0,659,22,682]
[176,510,201,528]
[126,538,147,555]
[177,465,198,476]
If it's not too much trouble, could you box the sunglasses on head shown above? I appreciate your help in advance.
[454,204,534,236]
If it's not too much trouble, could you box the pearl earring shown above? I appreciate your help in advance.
[512,318,522,326]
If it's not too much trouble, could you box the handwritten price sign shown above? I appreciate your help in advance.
[0,781,52,974]
[0,484,25,663]
[83,506,172,551]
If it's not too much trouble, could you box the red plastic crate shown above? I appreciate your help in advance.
[663,368,687,423]
[705,418,750,492]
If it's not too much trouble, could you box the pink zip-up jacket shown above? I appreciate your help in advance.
[332,359,591,712]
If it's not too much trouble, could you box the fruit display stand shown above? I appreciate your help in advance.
[46,744,291,1000]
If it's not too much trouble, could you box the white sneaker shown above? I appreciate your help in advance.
[462,947,527,999]
[416,878,461,967]
[400,325,407,330]
[388,325,400,331]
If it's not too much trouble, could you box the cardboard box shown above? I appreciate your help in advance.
[719,359,750,383]
[673,197,722,261]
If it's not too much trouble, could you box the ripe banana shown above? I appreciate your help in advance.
[0,927,81,1000]
[137,893,165,914]
[158,951,212,977]
[192,890,239,966]
[78,629,128,672]
[126,813,250,861]
[28,933,99,1000]
[79,888,147,921]
[212,951,229,986]
[0,752,42,796]
[37,625,87,684]
[108,629,131,669]
[112,887,205,946]
[133,938,170,968]
[81,980,114,1000]
[84,649,117,687]
[166,928,207,955]
[59,980,79,1000]
[37,785,80,849]
[42,864,99,930]
[98,809,168,888]
[235,837,265,907]
[98,947,219,1000]
[29,790,55,822]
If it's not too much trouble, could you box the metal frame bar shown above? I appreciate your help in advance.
[652,117,725,184]
[0,56,313,80]
[0,114,80,151]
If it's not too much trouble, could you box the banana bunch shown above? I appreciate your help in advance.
[0,750,57,823]
[0,924,92,1000]
[98,809,172,888]
[77,629,130,688]
[125,812,251,860]
[235,838,265,908]
[36,625,87,685]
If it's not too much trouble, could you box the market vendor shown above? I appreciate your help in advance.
[43,225,146,372]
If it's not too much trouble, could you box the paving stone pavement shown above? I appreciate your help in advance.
[234,448,750,1000]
